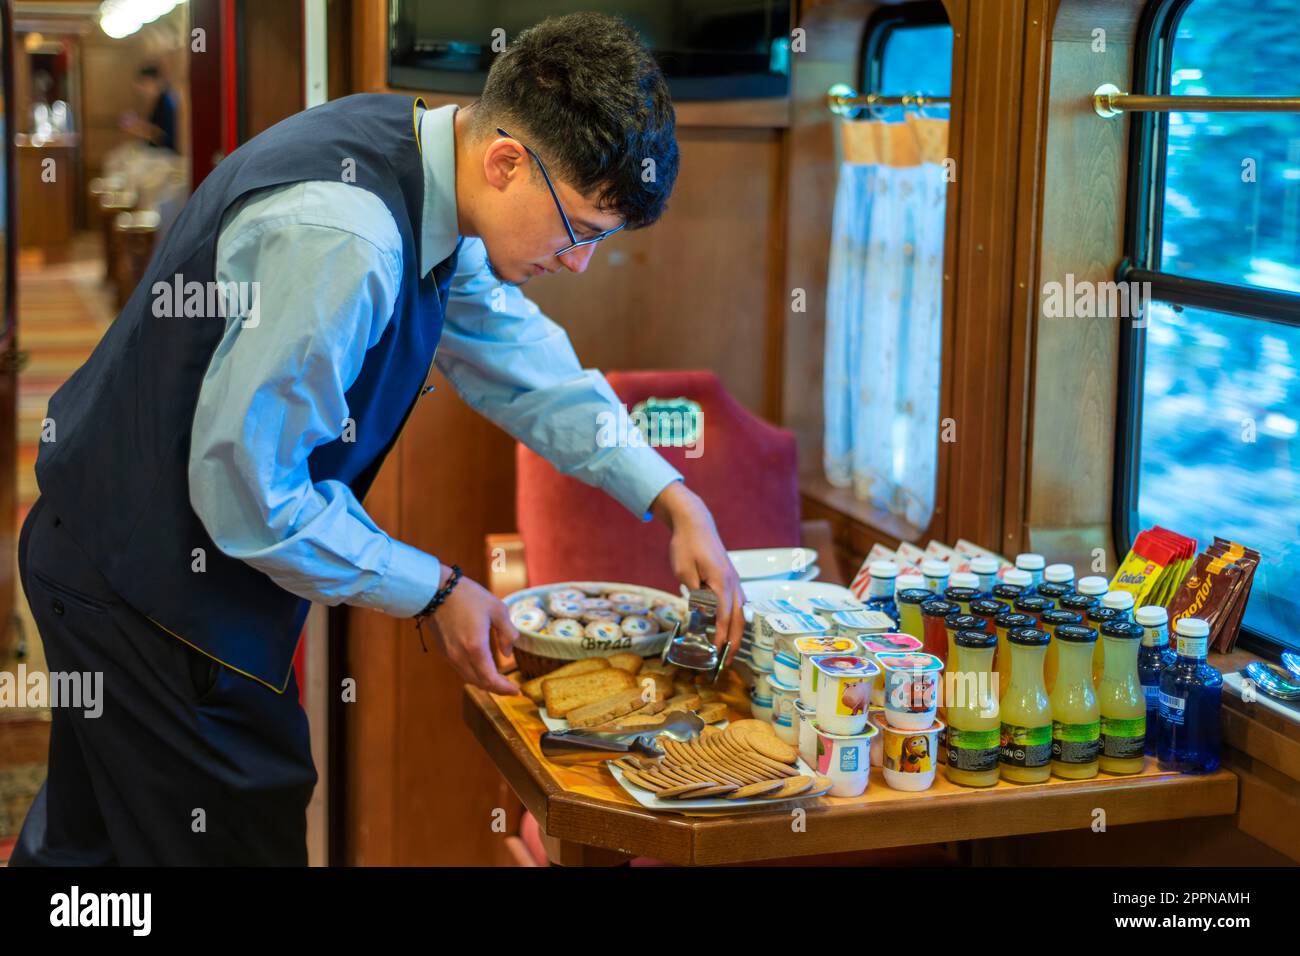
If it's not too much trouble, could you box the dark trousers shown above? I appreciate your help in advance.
[9,496,318,865]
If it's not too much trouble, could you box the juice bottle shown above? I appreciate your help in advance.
[944,629,1001,787]
[919,599,959,662]
[1039,608,1083,693]
[944,586,979,617]
[1135,605,1175,756]
[942,613,986,720]
[1097,621,1146,774]
[1013,594,1051,627]
[992,610,1033,699]
[1037,578,1073,610]
[1059,592,1100,619]
[970,555,1000,597]
[1087,606,1120,685]
[999,626,1052,783]
[1050,624,1100,779]
[896,588,932,643]
[1157,617,1223,774]
[1014,553,1045,593]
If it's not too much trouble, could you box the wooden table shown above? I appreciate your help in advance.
[463,686,1239,866]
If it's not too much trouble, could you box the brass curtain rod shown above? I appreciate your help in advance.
[826,84,949,116]
[1094,83,1300,118]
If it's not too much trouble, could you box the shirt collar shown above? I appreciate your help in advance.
[419,104,460,278]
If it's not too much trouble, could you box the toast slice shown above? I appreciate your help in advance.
[542,668,635,718]
[565,688,652,729]
[522,657,609,705]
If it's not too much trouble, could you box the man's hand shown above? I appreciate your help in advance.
[650,482,745,659]
[425,567,519,695]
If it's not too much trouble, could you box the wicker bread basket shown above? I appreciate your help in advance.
[506,581,686,680]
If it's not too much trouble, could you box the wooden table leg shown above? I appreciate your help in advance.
[539,830,633,867]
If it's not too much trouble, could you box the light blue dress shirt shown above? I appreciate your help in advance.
[188,104,683,618]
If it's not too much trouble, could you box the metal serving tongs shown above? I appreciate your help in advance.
[539,710,705,764]
[659,588,732,684]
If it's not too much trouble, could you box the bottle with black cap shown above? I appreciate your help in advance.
[1050,623,1101,779]
[999,626,1052,784]
[945,628,1001,788]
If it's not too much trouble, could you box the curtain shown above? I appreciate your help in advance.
[823,113,949,530]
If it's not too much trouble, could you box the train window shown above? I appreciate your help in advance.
[821,3,952,533]
[1119,0,1300,650]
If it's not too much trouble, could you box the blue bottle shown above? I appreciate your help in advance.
[1135,605,1175,755]
[1157,617,1222,773]
[863,560,900,630]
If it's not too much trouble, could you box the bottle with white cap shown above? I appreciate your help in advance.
[1157,618,1222,774]
[1015,553,1046,592]
[921,558,950,595]
[1038,564,1076,609]
[1102,590,1135,622]
[864,560,901,629]
[1093,590,1138,677]
[1075,576,1109,599]
[970,555,1000,597]
[1136,605,1175,756]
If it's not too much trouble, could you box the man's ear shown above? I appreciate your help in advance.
[482,137,526,192]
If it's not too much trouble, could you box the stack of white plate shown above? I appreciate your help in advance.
[727,547,820,583]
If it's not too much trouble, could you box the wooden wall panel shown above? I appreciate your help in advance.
[1021,1,1141,570]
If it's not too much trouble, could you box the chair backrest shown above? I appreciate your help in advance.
[517,369,801,592]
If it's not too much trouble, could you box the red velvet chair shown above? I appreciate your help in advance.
[515,369,803,592]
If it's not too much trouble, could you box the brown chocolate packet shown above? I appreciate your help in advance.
[1206,539,1261,653]
[1168,551,1242,644]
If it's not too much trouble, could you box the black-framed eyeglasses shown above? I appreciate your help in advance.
[496,127,625,258]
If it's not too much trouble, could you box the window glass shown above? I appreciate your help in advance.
[1135,301,1299,649]
[1160,0,1300,290]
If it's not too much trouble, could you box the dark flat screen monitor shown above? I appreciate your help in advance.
[388,1,792,100]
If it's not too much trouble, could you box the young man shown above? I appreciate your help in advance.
[12,13,743,866]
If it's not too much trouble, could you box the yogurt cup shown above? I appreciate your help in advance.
[831,609,895,640]
[795,698,817,768]
[878,716,944,791]
[750,641,774,670]
[750,690,774,723]
[768,674,800,732]
[869,708,886,767]
[813,721,879,797]
[750,599,806,644]
[858,632,925,706]
[772,649,802,687]
[793,635,860,702]
[812,655,880,736]
[879,651,943,730]
[765,612,832,656]
[751,664,775,701]
[772,709,797,745]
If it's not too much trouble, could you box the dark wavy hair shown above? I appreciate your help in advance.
[470,12,679,230]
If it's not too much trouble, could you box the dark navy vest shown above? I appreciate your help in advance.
[36,94,458,692]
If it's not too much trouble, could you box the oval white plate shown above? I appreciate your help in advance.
[727,547,819,582]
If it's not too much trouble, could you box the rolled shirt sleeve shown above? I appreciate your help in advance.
[435,237,684,518]
[188,181,442,617]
